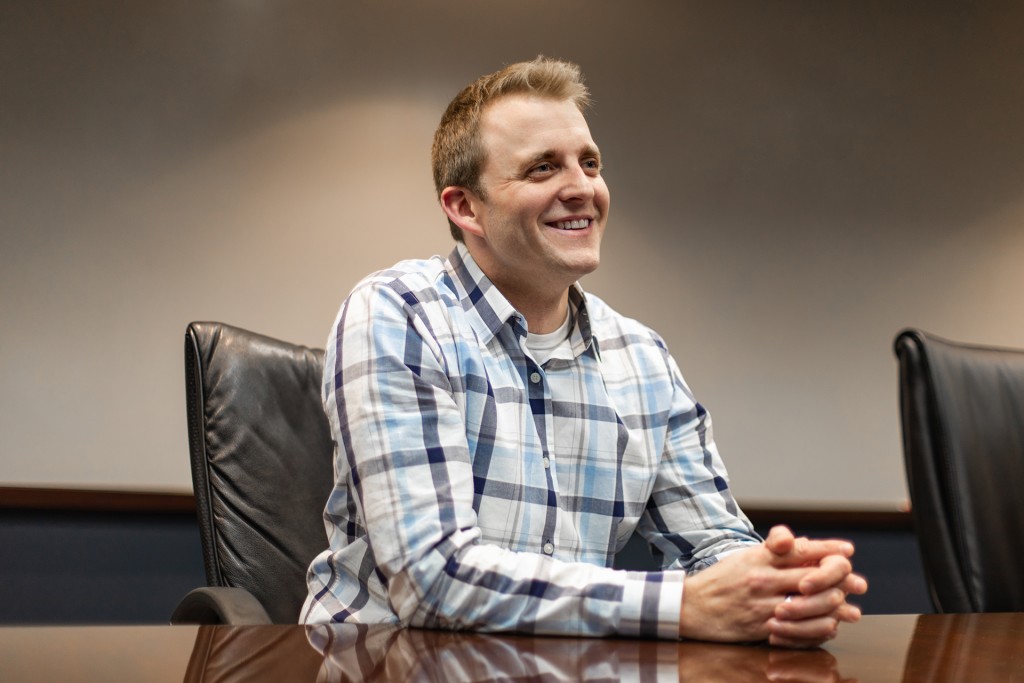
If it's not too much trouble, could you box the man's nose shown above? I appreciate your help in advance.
[557,164,596,202]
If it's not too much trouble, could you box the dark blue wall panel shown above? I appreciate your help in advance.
[0,511,205,624]
[0,511,930,624]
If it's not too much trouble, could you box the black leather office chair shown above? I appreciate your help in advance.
[171,322,334,624]
[894,328,1024,613]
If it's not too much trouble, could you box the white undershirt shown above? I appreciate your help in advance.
[525,308,573,366]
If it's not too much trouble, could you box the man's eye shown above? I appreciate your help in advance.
[531,163,554,174]
[583,159,602,172]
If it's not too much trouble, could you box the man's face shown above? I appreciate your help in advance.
[471,95,610,296]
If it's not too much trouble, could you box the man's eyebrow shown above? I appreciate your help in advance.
[523,150,557,166]
[522,145,602,167]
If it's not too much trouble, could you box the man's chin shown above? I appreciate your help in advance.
[563,255,601,280]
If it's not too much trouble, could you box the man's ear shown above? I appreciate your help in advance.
[440,186,485,239]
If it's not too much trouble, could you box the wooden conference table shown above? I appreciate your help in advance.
[2,613,1023,682]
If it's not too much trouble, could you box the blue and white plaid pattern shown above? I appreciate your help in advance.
[302,244,758,638]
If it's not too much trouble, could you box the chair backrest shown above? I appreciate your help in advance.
[185,321,334,623]
[894,328,1024,612]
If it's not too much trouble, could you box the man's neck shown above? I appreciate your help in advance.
[506,288,570,335]
[461,241,575,334]
[482,266,570,333]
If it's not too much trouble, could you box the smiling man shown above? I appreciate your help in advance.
[303,57,866,647]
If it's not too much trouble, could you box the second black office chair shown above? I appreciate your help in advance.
[895,328,1024,613]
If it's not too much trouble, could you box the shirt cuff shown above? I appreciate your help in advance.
[619,570,685,640]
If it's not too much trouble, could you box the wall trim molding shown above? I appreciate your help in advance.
[0,486,195,514]
[0,486,913,531]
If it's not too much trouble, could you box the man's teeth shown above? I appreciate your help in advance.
[555,219,589,230]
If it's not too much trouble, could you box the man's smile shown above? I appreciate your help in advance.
[550,218,592,231]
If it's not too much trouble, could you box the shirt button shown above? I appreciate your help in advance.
[542,457,550,469]
[530,372,541,384]
[542,542,554,555]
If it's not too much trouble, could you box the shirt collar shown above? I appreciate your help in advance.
[447,244,519,344]
[568,284,600,360]
[447,243,598,358]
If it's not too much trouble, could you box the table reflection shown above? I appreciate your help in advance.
[306,625,851,683]
[901,613,1024,681]
[6,613,1024,683]
[183,624,321,682]
[176,614,1024,683]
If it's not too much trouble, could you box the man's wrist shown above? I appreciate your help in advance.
[620,570,684,640]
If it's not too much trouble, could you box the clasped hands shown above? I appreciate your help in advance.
[679,525,868,649]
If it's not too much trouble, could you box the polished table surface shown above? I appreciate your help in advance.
[2,613,1024,682]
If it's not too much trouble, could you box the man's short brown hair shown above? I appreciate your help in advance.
[432,56,592,241]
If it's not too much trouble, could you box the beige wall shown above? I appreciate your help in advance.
[3,2,1024,507]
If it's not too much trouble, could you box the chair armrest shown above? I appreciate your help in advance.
[170,587,273,625]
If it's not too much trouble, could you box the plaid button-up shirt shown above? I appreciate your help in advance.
[302,244,758,638]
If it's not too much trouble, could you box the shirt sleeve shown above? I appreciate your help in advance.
[636,340,762,572]
[320,280,685,638]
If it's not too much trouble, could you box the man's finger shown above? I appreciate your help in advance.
[775,589,863,624]
[840,572,869,596]
[752,565,835,597]
[774,587,845,620]
[770,537,855,568]
[835,602,863,624]
[796,554,853,594]
[764,525,796,556]
[768,613,841,644]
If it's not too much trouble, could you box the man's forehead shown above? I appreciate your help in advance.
[483,93,587,123]
[480,95,597,150]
